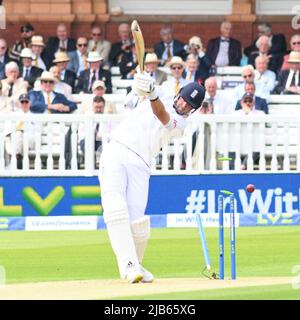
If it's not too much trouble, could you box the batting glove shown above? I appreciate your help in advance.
[132,73,158,101]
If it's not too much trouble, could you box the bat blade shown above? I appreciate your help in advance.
[131,20,145,73]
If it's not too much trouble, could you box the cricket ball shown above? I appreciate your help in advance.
[246,184,255,193]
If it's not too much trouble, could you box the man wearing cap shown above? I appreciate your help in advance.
[45,23,76,68]
[19,48,43,90]
[161,56,188,98]
[53,51,77,90]
[75,51,112,94]
[30,35,48,70]
[4,93,37,169]
[28,71,77,113]
[273,51,300,94]
[67,37,90,76]
[0,38,11,80]
[206,21,242,67]
[144,53,167,85]
[98,72,205,284]
[9,23,35,62]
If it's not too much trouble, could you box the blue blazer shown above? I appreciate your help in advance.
[28,90,77,113]
[235,96,269,114]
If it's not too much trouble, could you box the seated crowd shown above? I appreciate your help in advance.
[0,21,300,169]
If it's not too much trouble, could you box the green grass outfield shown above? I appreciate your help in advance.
[0,227,300,299]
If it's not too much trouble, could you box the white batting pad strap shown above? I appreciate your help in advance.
[131,216,151,241]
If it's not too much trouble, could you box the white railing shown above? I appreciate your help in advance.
[1,113,300,176]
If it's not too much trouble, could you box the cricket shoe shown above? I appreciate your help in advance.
[125,262,143,284]
[140,265,154,283]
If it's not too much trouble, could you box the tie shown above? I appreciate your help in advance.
[24,68,30,80]
[257,73,262,80]
[47,94,52,113]
[34,58,38,67]
[221,38,229,43]
[208,97,214,113]
[92,41,97,52]
[59,40,66,51]
[166,44,172,59]
[89,70,96,92]
[291,72,296,87]
[187,72,193,81]
[174,80,180,95]
[8,83,13,97]
[82,54,89,70]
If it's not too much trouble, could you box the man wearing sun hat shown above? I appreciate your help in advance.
[19,48,43,90]
[273,51,300,94]
[53,51,76,89]
[75,51,112,94]
[161,56,188,98]
[28,71,77,113]
[30,35,48,70]
[144,53,167,85]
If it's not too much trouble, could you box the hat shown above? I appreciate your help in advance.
[31,35,45,47]
[19,93,30,102]
[21,23,34,33]
[189,36,202,48]
[86,51,104,62]
[92,80,106,91]
[288,51,300,63]
[179,82,205,110]
[53,51,70,63]
[167,56,185,68]
[40,71,56,82]
[144,53,160,64]
[20,48,33,59]
[242,93,254,101]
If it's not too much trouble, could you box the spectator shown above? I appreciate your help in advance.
[19,48,43,90]
[204,76,235,114]
[234,65,267,101]
[248,35,283,74]
[206,21,242,67]
[186,36,212,84]
[49,66,73,100]
[144,53,167,85]
[67,37,90,76]
[76,51,112,94]
[53,51,77,89]
[119,43,137,79]
[4,93,37,169]
[29,71,77,113]
[154,26,185,66]
[183,54,204,84]
[30,35,48,70]
[254,55,276,95]
[281,34,300,70]
[244,22,286,58]
[0,38,11,80]
[273,51,300,95]
[78,95,105,156]
[88,25,111,64]
[9,23,35,62]
[45,23,76,67]
[1,62,28,111]
[79,80,106,114]
[109,23,133,66]
[161,56,188,98]
[235,81,269,114]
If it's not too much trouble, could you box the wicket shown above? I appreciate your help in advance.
[218,194,236,280]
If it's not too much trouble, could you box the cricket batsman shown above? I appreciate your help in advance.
[98,73,205,283]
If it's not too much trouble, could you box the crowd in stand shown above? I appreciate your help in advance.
[1,20,300,169]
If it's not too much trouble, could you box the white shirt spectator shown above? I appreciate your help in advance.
[254,69,276,94]
[205,90,235,114]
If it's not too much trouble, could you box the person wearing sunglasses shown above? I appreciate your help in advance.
[281,34,300,71]
[88,25,111,64]
[9,23,35,62]
[28,71,77,113]
[67,37,90,76]
[161,56,188,98]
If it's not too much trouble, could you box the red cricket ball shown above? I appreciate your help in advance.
[246,184,255,193]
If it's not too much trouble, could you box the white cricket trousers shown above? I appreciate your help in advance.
[98,140,150,278]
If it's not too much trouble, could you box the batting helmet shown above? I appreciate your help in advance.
[179,82,205,110]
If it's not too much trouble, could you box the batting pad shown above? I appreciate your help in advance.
[131,216,151,263]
